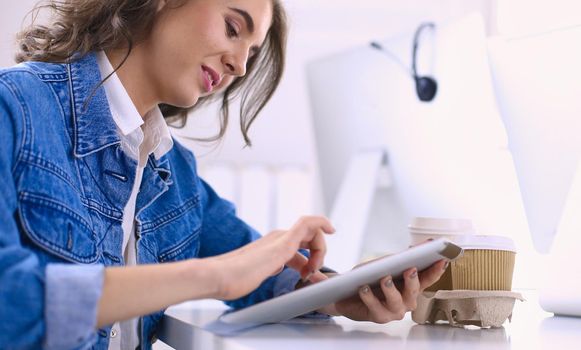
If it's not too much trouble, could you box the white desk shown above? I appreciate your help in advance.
[158,290,581,350]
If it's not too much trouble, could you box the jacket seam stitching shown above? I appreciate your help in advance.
[0,77,30,178]
[82,198,123,221]
[20,191,94,231]
[20,151,80,192]
[140,195,200,233]
[47,79,77,153]
[18,192,98,263]
[158,227,201,262]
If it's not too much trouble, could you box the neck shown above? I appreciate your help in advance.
[104,47,158,117]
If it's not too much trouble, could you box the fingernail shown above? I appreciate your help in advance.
[384,279,393,288]
[443,262,450,270]
[360,286,370,294]
[302,271,314,282]
[410,270,418,279]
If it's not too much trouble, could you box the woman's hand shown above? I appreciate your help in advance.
[317,260,448,323]
[204,216,335,301]
[97,216,332,327]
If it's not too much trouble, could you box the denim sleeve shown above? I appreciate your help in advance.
[196,177,305,309]
[0,77,104,349]
[0,76,46,349]
[44,264,104,350]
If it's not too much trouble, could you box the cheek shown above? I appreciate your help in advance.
[143,8,228,105]
[154,49,199,100]
[147,38,204,105]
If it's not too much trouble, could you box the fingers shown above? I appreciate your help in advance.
[350,261,450,325]
[401,268,420,310]
[358,285,393,323]
[285,251,329,282]
[288,216,335,278]
[379,276,406,318]
[358,277,407,323]
[299,230,326,277]
[285,251,309,272]
[286,251,314,280]
[291,215,335,236]
[418,260,448,291]
[307,270,329,283]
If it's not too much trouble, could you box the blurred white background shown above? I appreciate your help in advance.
[0,0,496,227]
[2,0,580,291]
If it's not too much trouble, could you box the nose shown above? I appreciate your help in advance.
[222,49,248,77]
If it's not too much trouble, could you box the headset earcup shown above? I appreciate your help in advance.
[415,76,438,102]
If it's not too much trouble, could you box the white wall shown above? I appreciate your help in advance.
[0,0,496,243]
[177,0,496,165]
[173,0,497,217]
[0,0,496,177]
[1,0,513,271]
[0,0,40,67]
[497,0,581,37]
[3,0,580,294]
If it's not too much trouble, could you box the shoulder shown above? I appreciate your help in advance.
[0,61,67,84]
[169,137,199,165]
[0,61,68,104]
[164,137,203,182]
[0,62,70,150]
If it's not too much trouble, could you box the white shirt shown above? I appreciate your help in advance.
[96,51,173,350]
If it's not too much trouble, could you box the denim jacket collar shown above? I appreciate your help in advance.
[68,52,121,157]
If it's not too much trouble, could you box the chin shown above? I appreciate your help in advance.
[166,93,200,109]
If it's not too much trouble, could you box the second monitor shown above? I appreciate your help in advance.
[306,13,527,271]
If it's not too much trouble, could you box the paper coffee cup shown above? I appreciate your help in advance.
[451,235,516,291]
[409,217,476,245]
[409,217,476,291]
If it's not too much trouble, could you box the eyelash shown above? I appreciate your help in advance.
[225,19,239,38]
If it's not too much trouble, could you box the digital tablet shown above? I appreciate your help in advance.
[220,238,463,325]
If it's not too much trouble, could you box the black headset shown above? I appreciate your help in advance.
[371,22,438,102]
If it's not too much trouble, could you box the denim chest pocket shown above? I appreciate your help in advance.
[157,226,201,263]
[18,161,99,264]
[141,195,203,263]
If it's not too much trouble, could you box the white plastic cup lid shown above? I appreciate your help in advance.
[409,217,476,233]
[409,228,476,235]
[453,235,516,252]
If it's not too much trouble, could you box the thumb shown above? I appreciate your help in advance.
[285,252,328,283]
[285,251,309,275]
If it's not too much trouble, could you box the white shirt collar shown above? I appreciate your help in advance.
[144,107,174,160]
[96,51,173,160]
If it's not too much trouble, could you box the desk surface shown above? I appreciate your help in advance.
[158,290,581,350]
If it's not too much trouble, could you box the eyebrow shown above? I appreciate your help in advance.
[228,7,261,58]
[228,7,255,33]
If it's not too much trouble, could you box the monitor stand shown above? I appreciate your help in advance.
[539,160,581,317]
[323,149,390,272]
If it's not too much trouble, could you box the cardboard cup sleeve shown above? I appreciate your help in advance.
[451,249,516,291]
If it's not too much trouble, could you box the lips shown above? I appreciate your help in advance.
[201,65,221,93]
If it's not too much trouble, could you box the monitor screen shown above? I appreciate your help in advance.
[488,25,581,254]
[307,13,528,268]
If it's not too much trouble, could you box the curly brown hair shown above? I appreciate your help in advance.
[16,0,288,147]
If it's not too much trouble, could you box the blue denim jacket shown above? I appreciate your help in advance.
[0,53,300,350]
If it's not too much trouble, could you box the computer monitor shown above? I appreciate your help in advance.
[488,24,581,316]
[307,13,528,272]
[488,26,581,254]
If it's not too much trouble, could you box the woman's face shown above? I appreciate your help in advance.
[143,0,273,108]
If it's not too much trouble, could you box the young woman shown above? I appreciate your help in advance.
[0,0,447,349]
